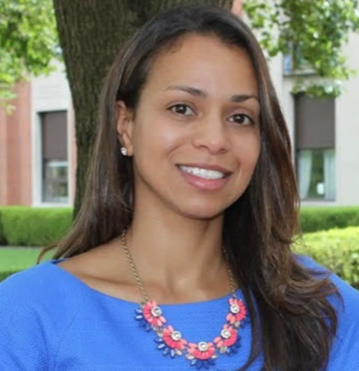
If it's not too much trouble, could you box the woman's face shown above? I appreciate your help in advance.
[118,34,261,219]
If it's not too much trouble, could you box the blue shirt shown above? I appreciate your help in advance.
[0,256,358,371]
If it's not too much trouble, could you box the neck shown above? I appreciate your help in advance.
[124,198,229,303]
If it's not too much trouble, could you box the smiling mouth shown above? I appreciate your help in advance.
[178,165,227,180]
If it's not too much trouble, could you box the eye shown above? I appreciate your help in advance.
[229,113,254,125]
[169,104,194,116]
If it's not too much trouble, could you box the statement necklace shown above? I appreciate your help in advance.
[121,231,248,370]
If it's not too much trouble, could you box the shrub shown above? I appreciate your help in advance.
[0,207,72,247]
[295,227,359,288]
[299,207,359,233]
[0,211,5,245]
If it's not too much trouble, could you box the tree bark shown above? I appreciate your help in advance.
[53,0,233,218]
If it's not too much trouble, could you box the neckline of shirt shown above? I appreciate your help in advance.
[44,259,243,310]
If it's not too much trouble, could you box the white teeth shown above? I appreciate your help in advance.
[179,166,225,179]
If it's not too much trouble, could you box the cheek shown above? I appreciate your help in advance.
[132,116,186,159]
[234,133,261,172]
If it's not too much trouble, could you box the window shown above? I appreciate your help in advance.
[284,44,314,75]
[40,111,69,203]
[294,94,336,201]
[297,149,336,200]
[43,160,69,203]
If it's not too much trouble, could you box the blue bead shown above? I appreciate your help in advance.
[170,349,176,358]
[163,347,170,356]
[191,359,198,366]
[157,343,166,350]
[196,360,204,369]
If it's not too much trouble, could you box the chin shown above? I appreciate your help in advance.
[174,201,228,221]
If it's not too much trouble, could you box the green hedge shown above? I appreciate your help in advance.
[295,227,359,288]
[0,206,359,247]
[299,206,359,233]
[0,207,72,247]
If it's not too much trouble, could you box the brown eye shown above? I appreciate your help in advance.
[229,113,254,125]
[169,104,194,116]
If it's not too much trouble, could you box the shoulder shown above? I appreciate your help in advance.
[295,254,359,370]
[295,254,359,308]
[0,261,92,370]
[0,260,92,328]
[0,262,53,307]
[0,260,90,309]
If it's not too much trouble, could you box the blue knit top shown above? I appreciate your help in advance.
[0,255,358,371]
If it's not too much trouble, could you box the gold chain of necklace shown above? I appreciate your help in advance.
[120,230,237,303]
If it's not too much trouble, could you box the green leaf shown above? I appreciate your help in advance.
[244,0,359,98]
[0,0,58,104]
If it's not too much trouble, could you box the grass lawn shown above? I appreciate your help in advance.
[0,248,44,273]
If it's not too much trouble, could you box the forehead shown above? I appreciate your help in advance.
[143,34,258,97]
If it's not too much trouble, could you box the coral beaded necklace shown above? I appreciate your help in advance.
[120,230,248,370]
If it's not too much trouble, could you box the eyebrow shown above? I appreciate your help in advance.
[166,85,207,98]
[165,85,259,103]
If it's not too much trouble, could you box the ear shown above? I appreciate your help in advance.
[116,101,134,156]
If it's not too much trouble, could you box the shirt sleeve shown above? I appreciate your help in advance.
[326,271,359,371]
[297,254,359,370]
[0,274,48,371]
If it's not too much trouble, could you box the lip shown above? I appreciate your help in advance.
[177,163,232,175]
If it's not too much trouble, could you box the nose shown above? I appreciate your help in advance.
[192,115,231,154]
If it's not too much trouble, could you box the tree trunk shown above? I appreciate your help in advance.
[53,0,233,218]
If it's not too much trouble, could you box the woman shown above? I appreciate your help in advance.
[0,5,358,371]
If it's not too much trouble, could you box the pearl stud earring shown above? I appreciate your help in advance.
[121,147,128,156]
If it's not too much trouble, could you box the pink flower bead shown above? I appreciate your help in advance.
[188,342,216,360]
[214,325,238,348]
[226,298,247,325]
[142,300,166,327]
[162,326,187,350]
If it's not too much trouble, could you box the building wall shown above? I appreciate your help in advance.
[335,33,359,205]
[0,64,75,207]
[31,64,75,206]
[269,34,359,206]
[0,83,32,206]
[231,0,243,15]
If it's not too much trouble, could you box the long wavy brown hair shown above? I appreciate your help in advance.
[40,5,339,370]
